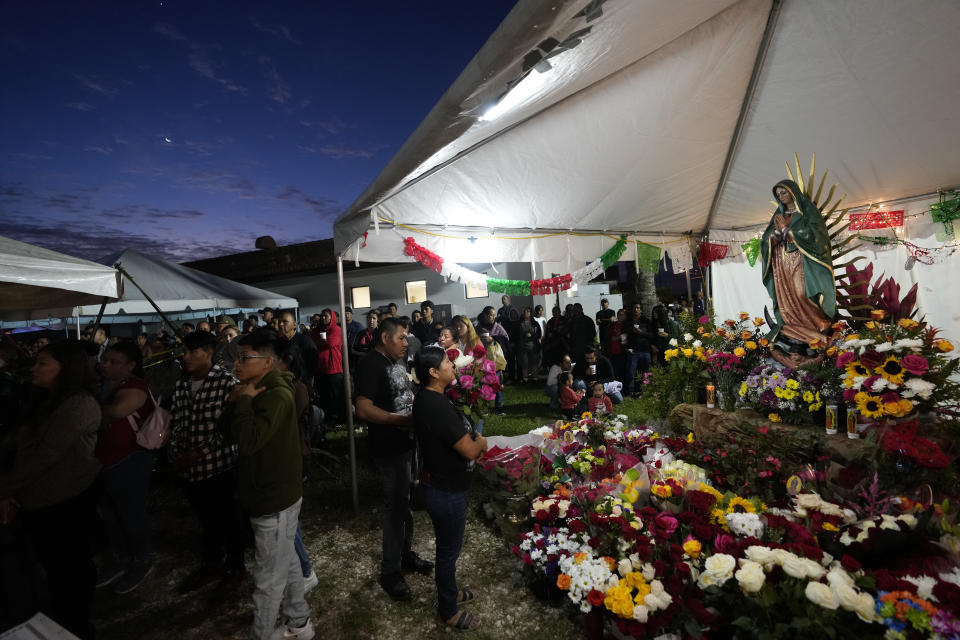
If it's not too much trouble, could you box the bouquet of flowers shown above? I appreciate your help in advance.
[476,445,541,495]
[832,315,959,420]
[444,344,502,428]
[738,364,824,424]
[705,351,747,410]
[697,312,769,372]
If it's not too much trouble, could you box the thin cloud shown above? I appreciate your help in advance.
[154,22,186,41]
[73,74,117,96]
[83,146,113,155]
[188,50,246,93]
[299,118,351,135]
[275,187,341,218]
[249,17,301,45]
[317,144,379,159]
[265,66,292,104]
[65,102,96,111]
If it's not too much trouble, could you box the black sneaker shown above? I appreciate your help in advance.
[378,572,412,601]
[401,551,434,576]
[114,560,154,595]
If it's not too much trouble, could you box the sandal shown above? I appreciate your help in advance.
[445,610,480,631]
[456,588,476,604]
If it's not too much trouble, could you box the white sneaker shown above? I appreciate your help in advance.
[303,570,318,593]
[271,619,315,640]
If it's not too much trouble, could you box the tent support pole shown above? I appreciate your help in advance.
[114,263,183,338]
[701,0,784,234]
[337,255,359,514]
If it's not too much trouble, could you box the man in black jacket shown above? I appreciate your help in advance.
[571,346,623,403]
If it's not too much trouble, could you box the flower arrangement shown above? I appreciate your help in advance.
[444,344,501,427]
[738,364,824,424]
[832,316,959,420]
[476,445,540,496]
[706,351,746,410]
[696,312,769,372]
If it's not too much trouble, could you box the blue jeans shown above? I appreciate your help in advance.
[99,449,153,563]
[419,484,468,620]
[372,451,414,575]
[294,522,311,578]
[249,498,310,640]
[494,371,504,410]
[624,351,651,395]
[545,384,559,409]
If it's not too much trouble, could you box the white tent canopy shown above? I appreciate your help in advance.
[333,0,960,265]
[77,249,297,319]
[0,235,122,321]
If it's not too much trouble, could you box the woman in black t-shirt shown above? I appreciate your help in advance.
[412,347,488,631]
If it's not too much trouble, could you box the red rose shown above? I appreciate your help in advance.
[900,354,929,376]
[686,490,717,514]
[840,554,862,572]
[445,348,461,362]
[859,350,884,369]
[587,589,606,607]
[471,344,486,358]
[843,388,857,403]
[912,437,950,468]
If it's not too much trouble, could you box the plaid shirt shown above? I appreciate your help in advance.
[168,365,238,482]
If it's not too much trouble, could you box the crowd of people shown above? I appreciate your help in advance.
[0,291,698,637]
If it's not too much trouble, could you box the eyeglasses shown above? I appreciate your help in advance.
[236,354,269,362]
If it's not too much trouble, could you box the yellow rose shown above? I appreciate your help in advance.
[682,538,702,558]
[753,317,765,327]
[652,484,673,499]
[936,340,955,353]
[898,318,919,330]
[733,347,746,357]
[745,341,757,350]
[682,348,694,358]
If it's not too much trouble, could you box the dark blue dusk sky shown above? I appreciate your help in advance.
[0,1,516,262]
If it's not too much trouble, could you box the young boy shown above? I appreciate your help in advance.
[558,372,585,420]
[587,381,613,416]
[223,329,314,640]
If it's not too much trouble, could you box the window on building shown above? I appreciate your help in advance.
[465,281,488,299]
[351,286,371,309]
[405,280,427,305]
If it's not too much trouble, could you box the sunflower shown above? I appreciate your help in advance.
[710,508,728,529]
[845,361,871,378]
[855,391,885,420]
[726,496,756,514]
[877,355,906,385]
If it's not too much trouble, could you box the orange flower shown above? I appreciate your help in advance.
[935,340,955,352]
[826,346,838,357]
[864,321,877,330]
[759,338,769,347]
[739,312,750,320]
[740,330,752,340]
[898,318,919,330]
[733,347,746,357]
[831,321,846,331]
[753,317,765,327]
[745,341,757,351]
[809,339,823,350]
[556,574,572,590]
[601,556,617,571]
[574,552,587,565]
[871,309,887,321]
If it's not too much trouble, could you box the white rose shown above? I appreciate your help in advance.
[745,546,777,566]
[618,559,633,577]
[453,354,474,369]
[669,338,678,347]
[632,604,649,623]
[692,340,702,349]
[781,555,809,579]
[801,559,826,580]
[831,582,861,611]
[826,568,855,589]
[796,493,822,510]
[898,514,917,528]
[805,581,839,610]
[854,592,878,622]
[735,560,766,593]
[704,554,737,580]
[683,333,693,342]
[642,563,656,581]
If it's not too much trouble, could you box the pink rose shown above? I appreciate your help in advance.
[653,512,679,536]
[859,350,884,369]
[900,354,929,376]
[482,372,499,385]
[481,358,497,374]
[843,388,857,403]
[836,351,856,368]
[881,391,900,405]
[699,316,710,325]
[459,375,475,389]
[479,385,496,402]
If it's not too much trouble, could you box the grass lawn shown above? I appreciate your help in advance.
[93,379,649,639]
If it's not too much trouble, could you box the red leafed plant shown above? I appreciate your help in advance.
[870,272,918,320]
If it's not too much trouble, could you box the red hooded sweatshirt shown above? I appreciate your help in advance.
[313,308,343,375]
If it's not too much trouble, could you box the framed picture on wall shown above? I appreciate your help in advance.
[405,280,427,304]
[351,286,371,309]
[465,281,488,299]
